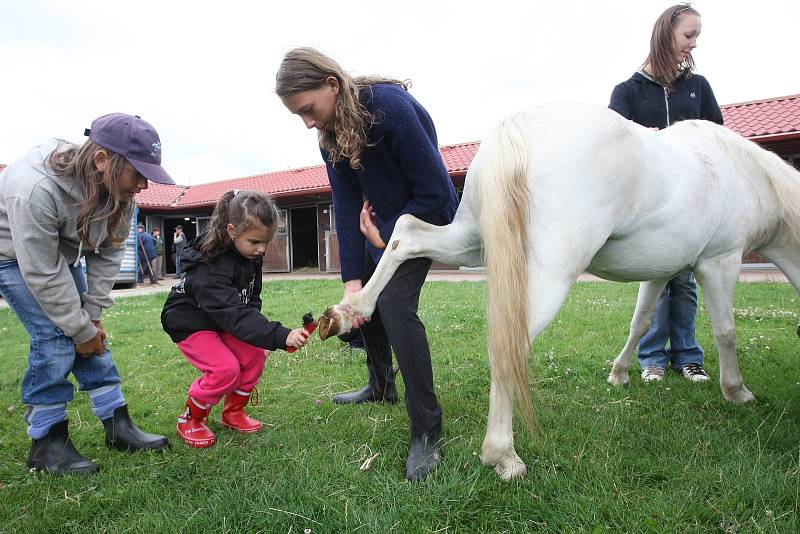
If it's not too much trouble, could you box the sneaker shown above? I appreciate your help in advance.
[679,363,710,383]
[641,366,666,383]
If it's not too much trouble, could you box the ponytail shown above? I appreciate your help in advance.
[200,190,279,261]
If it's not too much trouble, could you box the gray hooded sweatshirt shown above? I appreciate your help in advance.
[0,139,133,344]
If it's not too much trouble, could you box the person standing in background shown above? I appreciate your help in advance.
[173,225,186,278]
[608,3,723,384]
[137,223,158,285]
[152,227,165,280]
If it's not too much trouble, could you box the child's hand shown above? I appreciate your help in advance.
[286,327,310,350]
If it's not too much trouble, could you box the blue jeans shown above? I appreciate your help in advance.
[637,271,705,370]
[0,260,122,405]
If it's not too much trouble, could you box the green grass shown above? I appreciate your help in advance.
[0,280,798,533]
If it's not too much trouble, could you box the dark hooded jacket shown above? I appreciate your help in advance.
[161,236,291,349]
[609,70,723,129]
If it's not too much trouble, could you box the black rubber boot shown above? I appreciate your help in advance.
[405,427,443,481]
[333,366,398,404]
[27,420,99,476]
[102,405,170,452]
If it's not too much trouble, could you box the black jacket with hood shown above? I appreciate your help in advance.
[609,70,723,129]
[161,236,291,349]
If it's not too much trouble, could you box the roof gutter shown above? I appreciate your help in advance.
[746,131,800,143]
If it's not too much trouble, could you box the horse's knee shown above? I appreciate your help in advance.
[714,325,737,346]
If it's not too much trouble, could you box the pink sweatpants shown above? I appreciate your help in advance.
[177,331,268,405]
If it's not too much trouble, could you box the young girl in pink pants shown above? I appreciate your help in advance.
[161,190,310,448]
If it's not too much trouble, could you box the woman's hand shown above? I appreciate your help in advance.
[359,201,386,249]
[343,279,369,329]
[286,327,310,349]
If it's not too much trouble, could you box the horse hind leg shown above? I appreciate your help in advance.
[481,269,577,480]
[694,253,755,403]
[320,215,480,339]
[608,278,670,386]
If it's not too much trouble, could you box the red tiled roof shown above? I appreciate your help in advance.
[135,183,188,208]
[177,164,331,208]
[440,141,479,176]
[722,94,800,139]
[136,142,482,209]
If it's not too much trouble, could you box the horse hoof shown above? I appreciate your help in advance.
[607,371,629,386]
[724,387,756,404]
[318,307,342,340]
[493,454,527,481]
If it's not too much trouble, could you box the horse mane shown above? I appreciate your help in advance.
[476,111,538,436]
[704,122,800,244]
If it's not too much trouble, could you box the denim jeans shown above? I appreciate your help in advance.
[637,271,705,370]
[0,260,122,405]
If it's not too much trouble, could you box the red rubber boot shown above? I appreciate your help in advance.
[220,389,263,433]
[176,397,216,448]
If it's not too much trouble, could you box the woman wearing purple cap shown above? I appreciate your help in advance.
[0,113,174,475]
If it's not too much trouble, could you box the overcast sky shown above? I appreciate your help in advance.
[1,1,797,185]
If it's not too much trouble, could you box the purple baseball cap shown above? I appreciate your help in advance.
[85,113,175,185]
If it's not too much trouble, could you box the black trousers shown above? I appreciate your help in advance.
[360,255,442,436]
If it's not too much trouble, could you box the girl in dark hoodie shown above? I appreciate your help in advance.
[161,190,310,448]
[609,3,723,385]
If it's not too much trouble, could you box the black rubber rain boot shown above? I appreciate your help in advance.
[102,405,170,452]
[333,365,398,404]
[27,420,99,476]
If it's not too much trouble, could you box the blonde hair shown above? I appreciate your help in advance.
[200,190,279,261]
[276,47,408,169]
[644,3,699,92]
[48,140,130,248]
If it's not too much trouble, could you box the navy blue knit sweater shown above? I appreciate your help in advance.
[609,70,723,129]
[323,84,458,281]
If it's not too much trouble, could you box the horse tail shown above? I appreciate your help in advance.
[474,112,537,436]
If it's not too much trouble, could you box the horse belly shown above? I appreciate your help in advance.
[586,237,695,282]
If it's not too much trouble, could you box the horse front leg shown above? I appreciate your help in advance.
[608,278,670,386]
[481,269,576,480]
[758,238,800,319]
[318,215,480,339]
[694,253,755,403]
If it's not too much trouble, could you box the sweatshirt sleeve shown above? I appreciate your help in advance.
[608,82,633,119]
[5,188,97,344]
[189,260,291,350]
[699,76,724,125]
[324,150,366,282]
[81,205,131,321]
[372,91,453,245]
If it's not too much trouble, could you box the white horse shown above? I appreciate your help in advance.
[317,103,800,480]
